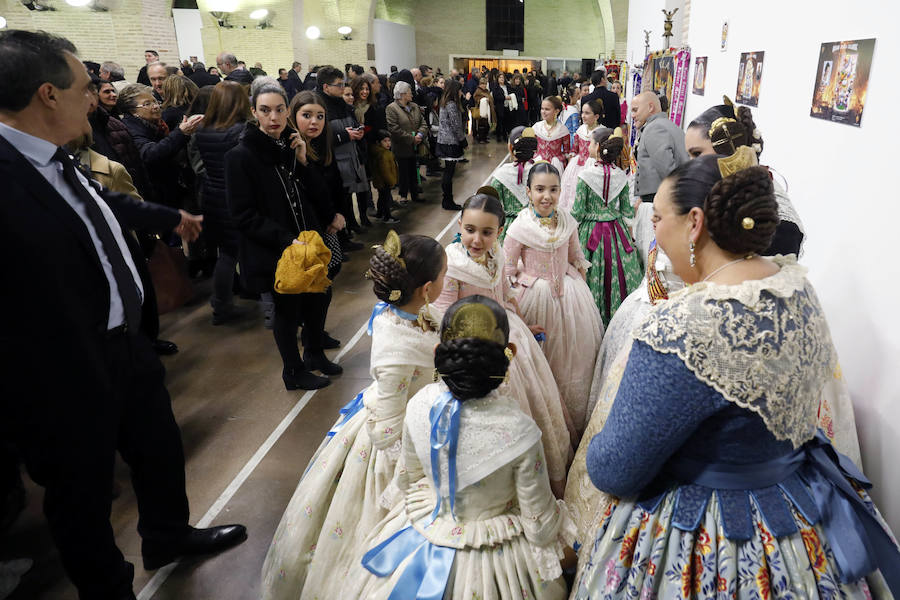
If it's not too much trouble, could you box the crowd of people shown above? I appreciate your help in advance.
[1,26,898,600]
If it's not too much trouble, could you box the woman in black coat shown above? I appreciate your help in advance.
[192,81,249,324]
[491,72,512,142]
[225,82,340,391]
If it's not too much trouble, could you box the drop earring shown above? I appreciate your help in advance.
[689,241,696,268]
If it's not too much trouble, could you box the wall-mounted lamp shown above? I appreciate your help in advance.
[20,0,56,11]
[0,16,6,27]
[337,25,352,40]
[210,10,233,28]
[305,25,320,40]
[250,8,272,29]
[66,0,107,10]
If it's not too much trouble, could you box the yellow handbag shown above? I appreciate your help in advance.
[274,230,332,294]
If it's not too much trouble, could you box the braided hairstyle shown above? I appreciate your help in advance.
[667,155,778,256]
[526,161,561,187]
[435,296,510,401]
[508,126,538,164]
[368,234,444,305]
[590,127,624,165]
[460,193,505,228]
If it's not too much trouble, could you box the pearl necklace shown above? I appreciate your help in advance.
[701,255,755,282]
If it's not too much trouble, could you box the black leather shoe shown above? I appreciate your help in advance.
[303,350,343,376]
[282,367,330,390]
[153,339,178,355]
[142,524,248,570]
[322,332,341,349]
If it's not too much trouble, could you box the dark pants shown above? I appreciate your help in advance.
[396,156,419,201]
[7,332,189,599]
[441,160,458,201]
[210,248,238,314]
[272,290,328,370]
[376,187,393,219]
[474,118,490,142]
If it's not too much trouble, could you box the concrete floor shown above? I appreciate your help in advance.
[4,140,509,600]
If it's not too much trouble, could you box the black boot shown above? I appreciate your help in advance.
[442,196,458,210]
[282,366,330,390]
[303,349,343,376]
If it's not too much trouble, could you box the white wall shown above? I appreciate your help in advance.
[629,0,900,532]
[172,8,204,64]
[625,0,684,66]
[372,18,415,74]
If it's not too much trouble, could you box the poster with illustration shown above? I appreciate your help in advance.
[735,51,764,106]
[810,38,875,127]
[693,56,707,95]
[641,50,690,127]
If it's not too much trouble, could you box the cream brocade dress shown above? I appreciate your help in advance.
[341,383,576,600]
[434,242,575,497]
[260,308,439,600]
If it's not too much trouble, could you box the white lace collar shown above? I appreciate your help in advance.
[370,307,440,372]
[577,161,628,201]
[533,120,569,141]
[490,161,534,208]
[445,241,504,290]
[405,383,541,493]
[634,256,837,448]
[575,123,599,141]
[505,206,577,251]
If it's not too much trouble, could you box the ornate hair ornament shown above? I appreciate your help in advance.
[440,302,506,346]
[717,145,758,179]
[742,217,756,230]
[609,127,624,139]
[365,230,406,302]
[708,116,737,140]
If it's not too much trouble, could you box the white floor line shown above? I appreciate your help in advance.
[137,151,510,599]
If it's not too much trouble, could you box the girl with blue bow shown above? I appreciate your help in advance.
[261,232,446,600]
[345,295,575,600]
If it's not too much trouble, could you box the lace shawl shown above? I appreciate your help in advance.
[532,120,570,142]
[445,241,505,290]
[406,383,542,493]
[490,161,534,208]
[370,308,440,373]
[633,257,838,447]
[505,206,579,251]
[577,161,628,202]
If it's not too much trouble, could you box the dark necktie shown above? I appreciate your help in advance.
[53,148,142,333]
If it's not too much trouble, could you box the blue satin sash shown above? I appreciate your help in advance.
[326,392,364,439]
[362,524,456,600]
[429,391,461,520]
[668,432,900,594]
[368,301,419,335]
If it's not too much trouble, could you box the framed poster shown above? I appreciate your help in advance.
[641,50,691,127]
[693,56,707,95]
[735,51,764,106]
[810,38,875,127]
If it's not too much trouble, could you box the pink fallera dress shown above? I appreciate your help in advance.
[504,208,604,434]
[532,120,572,174]
[433,242,574,497]
[559,124,597,212]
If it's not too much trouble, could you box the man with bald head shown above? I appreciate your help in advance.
[146,61,168,102]
[632,91,689,202]
[216,51,253,84]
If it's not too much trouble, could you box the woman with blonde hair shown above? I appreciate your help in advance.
[161,74,199,131]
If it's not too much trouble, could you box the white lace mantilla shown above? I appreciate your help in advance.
[490,161,533,208]
[406,383,542,494]
[533,120,570,142]
[633,257,838,447]
[578,162,628,201]
[370,308,440,373]
[505,206,579,251]
[445,241,504,290]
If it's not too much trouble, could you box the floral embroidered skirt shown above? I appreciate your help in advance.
[260,386,398,600]
[572,489,894,600]
[577,219,643,327]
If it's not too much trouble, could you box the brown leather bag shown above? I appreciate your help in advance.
[147,238,193,314]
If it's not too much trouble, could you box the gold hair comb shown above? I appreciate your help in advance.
[365,230,405,282]
[440,302,506,345]
[717,145,758,179]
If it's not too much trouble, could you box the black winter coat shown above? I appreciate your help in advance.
[121,113,190,208]
[224,68,254,85]
[189,71,221,88]
[89,108,154,203]
[193,121,245,251]
[225,123,326,294]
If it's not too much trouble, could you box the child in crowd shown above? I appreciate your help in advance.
[344,295,574,600]
[487,125,538,241]
[370,129,400,223]
[560,99,604,212]
[504,162,604,434]
[532,95,572,174]
[433,193,575,497]
[261,232,445,600]
[560,84,581,147]
[571,127,642,325]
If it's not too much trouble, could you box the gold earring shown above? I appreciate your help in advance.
[689,241,696,268]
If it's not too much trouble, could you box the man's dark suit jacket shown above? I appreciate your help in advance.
[581,86,622,129]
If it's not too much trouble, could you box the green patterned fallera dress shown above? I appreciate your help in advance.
[489,160,534,243]
[572,161,642,325]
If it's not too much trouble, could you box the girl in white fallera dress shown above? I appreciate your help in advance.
[488,125,538,242]
[504,162,604,434]
[342,296,576,600]
[433,193,575,497]
[559,99,604,212]
[532,96,572,174]
[260,232,446,600]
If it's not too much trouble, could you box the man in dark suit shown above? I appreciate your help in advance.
[581,68,621,128]
[188,62,221,87]
[136,49,157,86]
[0,30,246,600]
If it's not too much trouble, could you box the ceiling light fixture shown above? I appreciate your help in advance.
[20,0,57,10]
[209,10,233,28]
[66,0,89,5]
[337,26,352,40]
[249,8,267,20]
[305,25,320,40]
[0,16,6,28]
